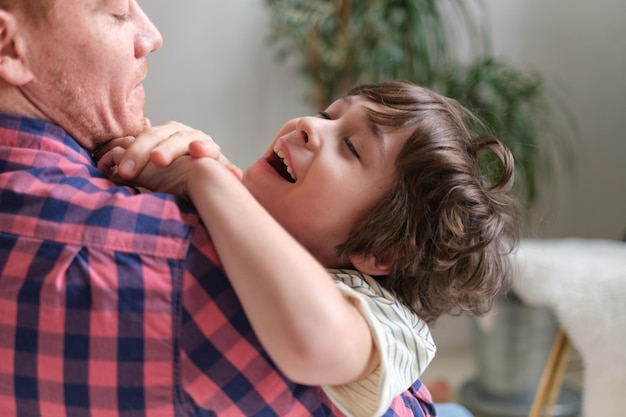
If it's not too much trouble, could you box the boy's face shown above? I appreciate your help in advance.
[243,96,410,267]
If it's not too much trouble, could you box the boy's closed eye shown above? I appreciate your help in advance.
[318,111,331,120]
[344,138,360,159]
[318,111,360,159]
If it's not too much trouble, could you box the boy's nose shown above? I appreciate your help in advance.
[297,116,323,149]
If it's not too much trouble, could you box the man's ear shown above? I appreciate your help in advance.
[0,10,34,85]
[349,253,391,276]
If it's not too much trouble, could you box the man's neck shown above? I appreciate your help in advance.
[0,86,48,122]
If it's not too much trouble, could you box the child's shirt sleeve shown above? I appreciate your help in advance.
[322,269,437,417]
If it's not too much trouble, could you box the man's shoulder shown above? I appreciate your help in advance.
[1,150,213,263]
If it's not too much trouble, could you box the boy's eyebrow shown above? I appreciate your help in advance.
[344,96,386,160]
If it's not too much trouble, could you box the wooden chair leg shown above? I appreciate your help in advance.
[528,328,571,417]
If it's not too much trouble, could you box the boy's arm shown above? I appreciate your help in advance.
[184,157,379,386]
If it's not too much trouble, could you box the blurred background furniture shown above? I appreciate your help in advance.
[511,238,626,417]
[460,295,580,417]
[459,238,625,417]
[528,328,572,417]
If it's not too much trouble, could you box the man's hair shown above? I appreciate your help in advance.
[0,0,55,22]
[337,81,519,324]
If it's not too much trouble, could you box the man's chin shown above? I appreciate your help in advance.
[123,115,149,137]
[89,117,145,156]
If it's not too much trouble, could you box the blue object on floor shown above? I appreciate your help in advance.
[435,403,474,417]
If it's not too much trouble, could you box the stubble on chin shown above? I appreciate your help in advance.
[90,115,148,160]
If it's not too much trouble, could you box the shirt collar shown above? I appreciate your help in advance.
[0,111,95,166]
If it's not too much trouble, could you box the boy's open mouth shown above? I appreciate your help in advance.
[267,148,296,183]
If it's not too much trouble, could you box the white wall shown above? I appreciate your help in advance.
[484,0,626,240]
[141,0,626,350]
[141,1,309,169]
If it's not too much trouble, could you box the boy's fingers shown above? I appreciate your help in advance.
[188,139,221,159]
[116,130,165,178]
[101,121,219,179]
[96,146,126,176]
[116,122,190,176]
[149,125,220,166]
[92,136,135,163]
[189,140,241,179]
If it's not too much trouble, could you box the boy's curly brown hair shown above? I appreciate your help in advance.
[337,81,519,324]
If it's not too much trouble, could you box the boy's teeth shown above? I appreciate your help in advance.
[273,145,296,181]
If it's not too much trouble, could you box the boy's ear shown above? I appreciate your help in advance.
[0,10,34,85]
[349,253,391,276]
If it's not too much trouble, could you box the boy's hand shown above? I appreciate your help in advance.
[97,121,242,184]
[188,140,243,180]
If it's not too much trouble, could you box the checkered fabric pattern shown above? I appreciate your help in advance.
[0,113,436,417]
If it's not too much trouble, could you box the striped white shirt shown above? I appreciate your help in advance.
[322,269,436,417]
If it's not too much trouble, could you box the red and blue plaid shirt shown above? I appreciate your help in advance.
[0,113,436,417]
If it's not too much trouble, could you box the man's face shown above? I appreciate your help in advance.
[18,0,162,149]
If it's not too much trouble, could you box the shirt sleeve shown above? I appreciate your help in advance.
[321,270,436,417]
